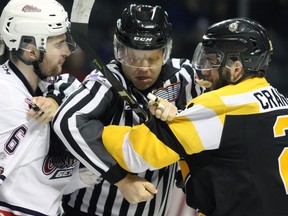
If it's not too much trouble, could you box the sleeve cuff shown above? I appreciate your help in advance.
[101,164,128,184]
[46,95,62,106]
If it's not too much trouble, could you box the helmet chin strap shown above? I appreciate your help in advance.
[14,50,47,80]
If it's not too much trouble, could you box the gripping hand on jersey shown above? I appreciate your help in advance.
[27,96,59,123]
[147,93,178,121]
[114,173,158,204]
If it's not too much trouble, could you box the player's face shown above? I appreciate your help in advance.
[39,34,71,77]
[121,49,163,90]
[202,65,234,90]
[200,53,223,90]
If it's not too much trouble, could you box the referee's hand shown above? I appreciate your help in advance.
[147,93,178,121]
[115,173,158,204]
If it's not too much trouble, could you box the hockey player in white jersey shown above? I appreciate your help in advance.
[0,0,100,215]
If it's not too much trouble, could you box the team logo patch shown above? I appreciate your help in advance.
[42,155,77,179]
[152,82,181,102]
[22,5,41,12]
[51,168,74,179]
[229,22,238,32]
[86,73,100,81]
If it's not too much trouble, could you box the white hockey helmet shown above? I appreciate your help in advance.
[0,0,72,51]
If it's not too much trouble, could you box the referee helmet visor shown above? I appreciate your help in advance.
[114,36,170,68]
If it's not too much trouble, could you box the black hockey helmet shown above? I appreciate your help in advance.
[114,4,173,67]
[192,17,273,73]
[115,4,172,50]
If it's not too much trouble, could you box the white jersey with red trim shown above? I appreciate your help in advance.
[0,61,93,216]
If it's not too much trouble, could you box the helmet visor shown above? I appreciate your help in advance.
[65,31,77,53]
[192,43,224,70]
[19,31,77,54]
[114,36,170,68]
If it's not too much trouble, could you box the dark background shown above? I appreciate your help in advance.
[1,0,287,96]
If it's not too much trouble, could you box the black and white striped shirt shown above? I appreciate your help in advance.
[53,58,205,216]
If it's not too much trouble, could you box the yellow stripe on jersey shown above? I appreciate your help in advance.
[190,77,270,116]
[103,124,180,172]
[129,124,180,169]
[168,115,205,154]
[102,126,131,171]
[178,160,190,180]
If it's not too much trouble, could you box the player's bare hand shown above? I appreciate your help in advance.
[147,93,178,121]
[114,173,158,204]
[27,96,59,123]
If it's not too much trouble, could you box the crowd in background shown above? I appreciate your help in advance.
[1,0,287,95]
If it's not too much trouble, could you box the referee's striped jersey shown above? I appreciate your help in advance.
[53,58,205,216]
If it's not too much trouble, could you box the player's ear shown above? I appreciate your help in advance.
[234,60,244,78]
[229,60,243,73]
[229,60,244,82]
[234,60,243,72]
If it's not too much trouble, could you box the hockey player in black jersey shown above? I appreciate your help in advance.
[101,18,288,216]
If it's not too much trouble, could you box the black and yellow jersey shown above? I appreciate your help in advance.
[103,77,288,215]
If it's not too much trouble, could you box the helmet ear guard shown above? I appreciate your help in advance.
[225,53,242,70]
